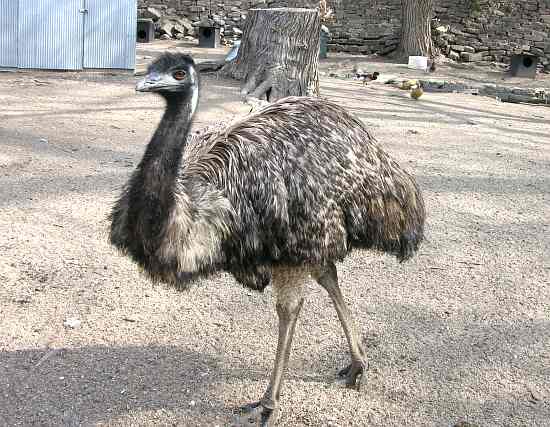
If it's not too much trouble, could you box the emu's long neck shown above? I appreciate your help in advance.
[138,87,197,202]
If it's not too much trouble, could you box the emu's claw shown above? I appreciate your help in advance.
[231,401,279,427]
[338,360,368,390]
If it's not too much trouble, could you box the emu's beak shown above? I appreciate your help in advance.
[136,72,164,92]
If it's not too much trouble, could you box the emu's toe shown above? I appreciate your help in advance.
[337,360,367,390]
[231,401,279,427]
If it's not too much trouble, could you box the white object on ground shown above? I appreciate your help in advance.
[63,317,81,329]
[408,56,428,71]
[225,40,241,62]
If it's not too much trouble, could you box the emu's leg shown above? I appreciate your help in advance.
[236,268,305,427]
[313,262,367,390]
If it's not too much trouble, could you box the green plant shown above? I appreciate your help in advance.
[470,0,481,14]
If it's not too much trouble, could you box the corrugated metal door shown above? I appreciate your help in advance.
[0,0,19,67]
[84,0,136,70]
[18,0,84,70]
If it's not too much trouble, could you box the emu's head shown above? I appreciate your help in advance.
[136,53,199,112]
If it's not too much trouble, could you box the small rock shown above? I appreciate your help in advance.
[63,318,81,329]
[39,138,48,144]
[450,45,466,52]
[528,386,544,402]
[189,400,196,406]
[453,422,479,427]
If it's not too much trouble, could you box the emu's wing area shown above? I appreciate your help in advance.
[181,97,425,290]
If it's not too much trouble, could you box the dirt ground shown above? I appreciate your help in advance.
[1,41,549,427]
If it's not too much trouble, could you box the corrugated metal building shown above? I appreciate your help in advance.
[0,0,136,70]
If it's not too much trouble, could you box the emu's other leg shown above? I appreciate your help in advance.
[313,262,367,390]
[237,268,305,426]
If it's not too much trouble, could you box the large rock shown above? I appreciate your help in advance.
[449,51,460,61]
[530,31,547,42]
[460,52,483,62]
[181,17,196,36]
[157,17,175,37]
[142,7,162,21]
[157,16,196,38]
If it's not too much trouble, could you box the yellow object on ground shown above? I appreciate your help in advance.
[400,79,418,90]
[411,86,424,100]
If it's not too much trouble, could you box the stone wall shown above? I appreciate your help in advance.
[138,0,550,70]
[327,0,550,69]
[326,0,402,55]
[137,0,273,40]
[434,0,550,69]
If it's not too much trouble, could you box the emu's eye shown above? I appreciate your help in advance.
[173,70,186,81]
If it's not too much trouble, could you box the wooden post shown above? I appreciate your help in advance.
[222,8,321,102]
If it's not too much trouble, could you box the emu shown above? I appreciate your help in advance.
[109,53,425,426]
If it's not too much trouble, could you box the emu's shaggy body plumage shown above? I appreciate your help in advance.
[110,95,425,291]
[109,53,426,424]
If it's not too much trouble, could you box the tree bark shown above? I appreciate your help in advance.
[392,0,434,60]
[222,8,320,103]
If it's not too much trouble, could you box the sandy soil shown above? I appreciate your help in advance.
[321,53,550,91]
[137,40,550,91]
[1,42,549,427]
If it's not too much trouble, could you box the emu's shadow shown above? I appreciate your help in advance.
[0,345,226,426]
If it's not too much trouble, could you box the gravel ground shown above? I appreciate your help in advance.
[1,44,549,427]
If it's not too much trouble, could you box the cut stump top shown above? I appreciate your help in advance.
[250,8,317,13]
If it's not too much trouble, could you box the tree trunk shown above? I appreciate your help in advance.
[222,8,320,103]
[392,0,434,60]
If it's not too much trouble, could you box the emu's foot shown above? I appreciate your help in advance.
[231,401,279,427]
[337,360,368,390]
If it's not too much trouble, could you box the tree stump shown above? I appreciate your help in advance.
[222,8,321,103]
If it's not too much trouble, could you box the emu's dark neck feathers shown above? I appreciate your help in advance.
[138,86,196,194]
[128,85,197,248]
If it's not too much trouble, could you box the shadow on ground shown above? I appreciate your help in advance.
[0,345,226,426]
